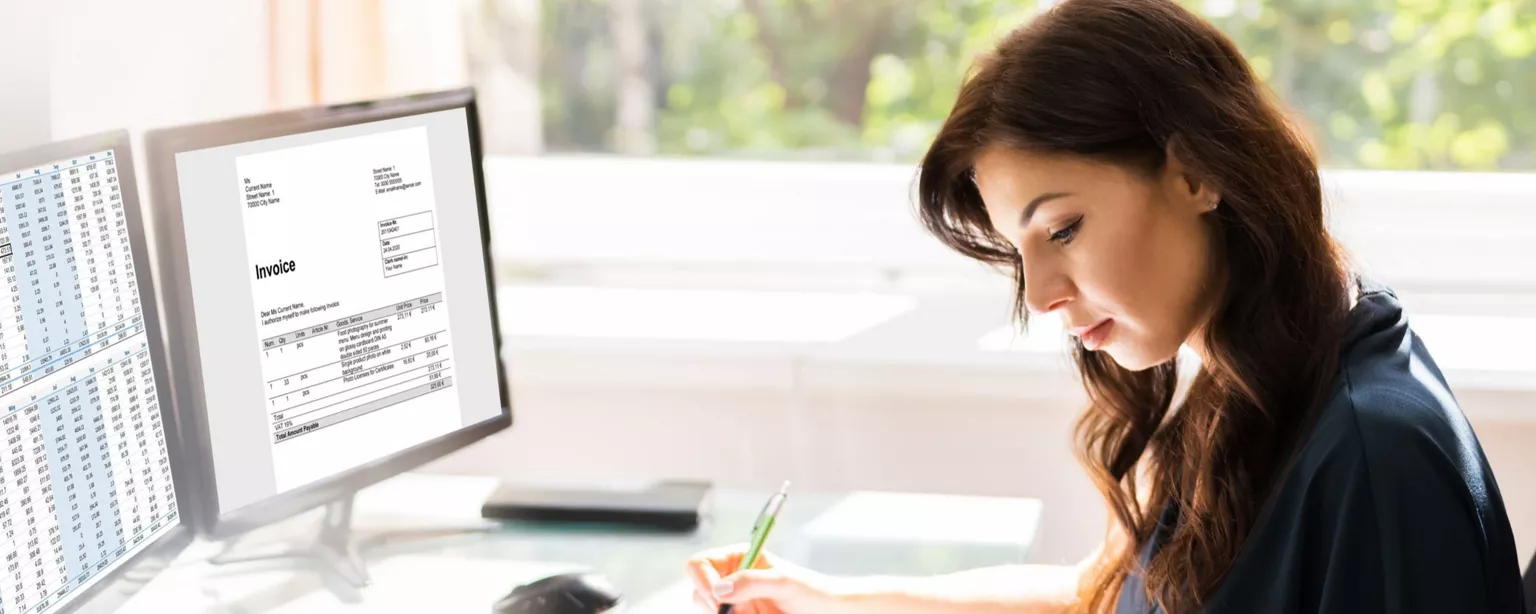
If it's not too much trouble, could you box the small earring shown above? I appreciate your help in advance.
[1207,198,1220,211]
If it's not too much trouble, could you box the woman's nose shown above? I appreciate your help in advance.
[1026,293,1071,315]
[1022,267,1073,315]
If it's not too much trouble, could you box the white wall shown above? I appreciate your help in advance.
[0,0,51,151]
[48,0,269,140]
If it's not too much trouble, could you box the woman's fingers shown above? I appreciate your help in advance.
[686,556,725,599]
[693,587,718,613]
[716,568,792,605]
[685,544,788,614]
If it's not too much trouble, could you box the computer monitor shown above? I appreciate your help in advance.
[0,131,193,614]
[141,89,511,583]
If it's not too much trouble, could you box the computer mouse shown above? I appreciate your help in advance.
[493,571,623,614]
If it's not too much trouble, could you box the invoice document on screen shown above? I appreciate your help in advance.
[235,126,462,492]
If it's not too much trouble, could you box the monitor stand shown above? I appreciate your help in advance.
[206,492,495,601]
[208,495,371,591]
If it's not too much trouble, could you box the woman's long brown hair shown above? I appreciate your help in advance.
[916,1,1352,612]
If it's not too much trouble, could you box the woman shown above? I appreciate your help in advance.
[685,0,1528,612]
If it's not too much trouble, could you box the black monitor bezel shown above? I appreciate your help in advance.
[0,130,196,614]
[142,88,512,539]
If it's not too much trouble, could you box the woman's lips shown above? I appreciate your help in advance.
[1075,318,1115,351]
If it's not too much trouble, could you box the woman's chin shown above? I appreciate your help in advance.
[1101,342,1178,372]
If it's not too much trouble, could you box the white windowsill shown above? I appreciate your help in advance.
[498,285,1536,403]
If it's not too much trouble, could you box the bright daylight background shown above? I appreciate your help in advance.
[7,0,1536,568]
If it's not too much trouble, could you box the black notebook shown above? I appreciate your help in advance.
[480,479,712,532]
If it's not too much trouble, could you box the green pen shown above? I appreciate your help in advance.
[719,481,791,614]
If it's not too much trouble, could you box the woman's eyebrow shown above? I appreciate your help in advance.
[1020,192,1073,226]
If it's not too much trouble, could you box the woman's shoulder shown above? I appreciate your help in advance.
[1281,278,1505,530]
[1321,281,1479,480]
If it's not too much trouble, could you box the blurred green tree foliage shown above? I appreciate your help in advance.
[536,0,1536,170]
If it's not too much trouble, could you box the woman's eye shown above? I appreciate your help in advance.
[1048,218,1082,245]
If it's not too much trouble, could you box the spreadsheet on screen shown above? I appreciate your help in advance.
[0,150,178,614]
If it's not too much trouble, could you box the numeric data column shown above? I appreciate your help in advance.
[71,163,107,360]
[16,402,66,608]
[90,161,128,347]
[0,184,31,397]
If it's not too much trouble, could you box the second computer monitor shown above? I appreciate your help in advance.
[144,89,510,537]
[0,131,193,614]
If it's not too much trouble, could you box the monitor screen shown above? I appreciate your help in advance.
[0,145,180,613]
[166,106,504,516]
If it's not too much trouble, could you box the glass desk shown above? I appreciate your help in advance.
[117,473,1041,613]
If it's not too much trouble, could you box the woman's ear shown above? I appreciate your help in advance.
[1163,136,1220,214]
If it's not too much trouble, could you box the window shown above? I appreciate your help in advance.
[487,0,1536,171]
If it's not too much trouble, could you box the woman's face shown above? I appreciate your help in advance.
[973,146,1221,371]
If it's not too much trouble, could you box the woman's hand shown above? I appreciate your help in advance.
[686,544,1086,614]
[684,545,845,614]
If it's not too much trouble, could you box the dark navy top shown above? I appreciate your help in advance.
[1116,279,1526,613]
